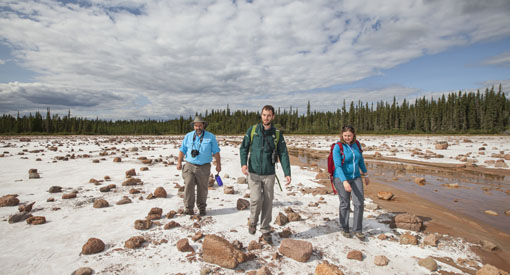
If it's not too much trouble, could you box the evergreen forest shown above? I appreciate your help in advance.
[1,85,509,135]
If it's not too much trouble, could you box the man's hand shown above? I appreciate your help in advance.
[285,176,291,185]
[343,180,352,192]
[177,162,182,170]
[216,163,221,173]
[242,165,248,176]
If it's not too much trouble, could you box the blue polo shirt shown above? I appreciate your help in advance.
[179,130,220,165]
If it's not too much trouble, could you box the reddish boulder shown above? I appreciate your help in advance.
[164,221,180,229]
[154,187,167,198]
[81,238,105,255]
[125,236,145,249]
[134,219,152,230]
[236,198,250,210]
[346,250,363,261]
[26,216,46,225]
[122,178,142,186]
[394,213,423,231]
[279,239,313,262]
[377,191,393,200]
[275,212,289,226]
[125,168,136,177]
[203,234,247,269]
[315,261,343,275]
[93,199,109,208]
[0,194,19,207]
[176,238,194,252]
[18,202,34,212]
[62,193,77,199]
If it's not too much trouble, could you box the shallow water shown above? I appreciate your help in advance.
[292,151,510,233]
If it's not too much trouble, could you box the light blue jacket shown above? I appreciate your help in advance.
[333,141,367,182]
[179,130,220,165]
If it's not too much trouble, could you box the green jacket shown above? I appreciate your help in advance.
[240,123,291,177]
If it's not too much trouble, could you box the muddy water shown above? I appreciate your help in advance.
[292,151,510,233]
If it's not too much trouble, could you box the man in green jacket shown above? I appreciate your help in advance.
[240,105,291,244]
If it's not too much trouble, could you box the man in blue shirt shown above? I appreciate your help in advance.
[177,115,221,216]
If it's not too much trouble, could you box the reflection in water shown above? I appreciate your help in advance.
[291,150,510,233]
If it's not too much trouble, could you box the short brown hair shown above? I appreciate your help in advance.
[261,105,275,114]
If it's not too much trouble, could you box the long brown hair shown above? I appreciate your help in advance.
[340,125,357,145]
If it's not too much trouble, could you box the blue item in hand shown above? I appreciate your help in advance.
[215,174,223,186]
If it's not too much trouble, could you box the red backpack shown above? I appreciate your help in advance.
[327,140,362,194]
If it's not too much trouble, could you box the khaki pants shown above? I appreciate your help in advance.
[182,163,211,211]
[248,172,275,234]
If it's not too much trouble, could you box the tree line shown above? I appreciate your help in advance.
[1,85,508,135]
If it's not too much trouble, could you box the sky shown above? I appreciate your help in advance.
[1,0,510,120]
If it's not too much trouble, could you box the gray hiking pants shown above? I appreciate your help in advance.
[334,177,364,233]
[248,172,275,234]
[182,162,211,211]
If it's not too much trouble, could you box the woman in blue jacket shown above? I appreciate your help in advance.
[333,125,369,239]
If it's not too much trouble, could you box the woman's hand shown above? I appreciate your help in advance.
[343,180,352,192]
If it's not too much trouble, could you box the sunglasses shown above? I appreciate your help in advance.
[342,125,355,131]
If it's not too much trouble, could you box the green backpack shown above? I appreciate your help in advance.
[249,124,280,153]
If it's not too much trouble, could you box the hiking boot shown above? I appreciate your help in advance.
[184,209,194,215]
[262,233,273,244]
[199,209,206,216]
[248,224,256,235]
[342,231,352,238]
[355,232,365,240]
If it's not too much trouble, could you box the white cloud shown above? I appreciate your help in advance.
[483,52,510,67]
[0,0,509,119]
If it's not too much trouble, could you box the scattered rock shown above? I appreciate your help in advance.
[99,186,110,192]
[122,178,142,186]
[377,234,387,240]
[494,160,508,168]
[374,255,389,266]
[147,207,163,220]
[275,212,289,226]
[28,169,40,179]
[9,212,33,223]
[400,233,418,245]
[346,250,363,261]
[377,191,393,200]
[116,197,132,205]
[476,264,509,275]
[48,186,62,193]
[125,168,136,177]
[0,194,19,207]
[394,213,423,231]
[72,267,94,275]
[484,210,498,216]
[202,234,247,269]
[192,231,204,242]
[480,240,497,251]
[154,187,167,198]
[435,141,448,150]
[287,212,301,222]
[81,238,105,255]
[166,210,177,219]
[505,210,510,216]
[278,239,313,263]
[224,186,235,194]
[236,198,250,210]
[134,219,152,230]
[164,221,180,229]
[237,177,247,184]
[414,177,426,185]
[129,188,141,194]
[248,240,263,251]
[278,228,292,238]
[113,157,122,162]
[176,238,194,252]
[418,257,437,271]
[18,202,34,212]
[255,266,272,275]
[315,261,343,275]
[62,193,77,199]
[93,199,109,208]
[125,236,145,249]
[423,234,438,247]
